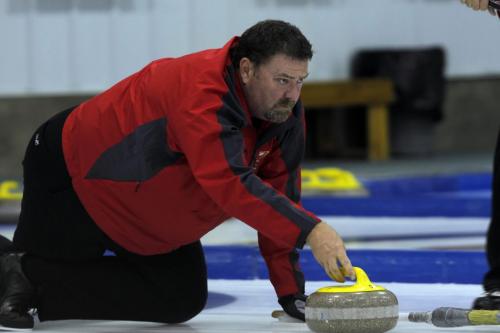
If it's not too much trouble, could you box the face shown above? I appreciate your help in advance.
[240,54,309,123]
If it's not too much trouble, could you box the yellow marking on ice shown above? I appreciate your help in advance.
[0,181,23,201]
[301,168,363,192]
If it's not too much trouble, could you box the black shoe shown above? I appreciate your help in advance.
[0,253,35,331]
[472,290,500,310]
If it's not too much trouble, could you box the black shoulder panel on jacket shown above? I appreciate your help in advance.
[221,64,248,129]
[86,117,183,182]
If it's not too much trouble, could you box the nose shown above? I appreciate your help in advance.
[285,82,301,102]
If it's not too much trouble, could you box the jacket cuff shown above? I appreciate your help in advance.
[295,220,318,249]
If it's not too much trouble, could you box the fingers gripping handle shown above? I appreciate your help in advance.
[317,267,386,293]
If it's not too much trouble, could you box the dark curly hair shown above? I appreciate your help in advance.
[231,20,313,69]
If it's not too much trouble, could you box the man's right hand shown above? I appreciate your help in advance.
[306,222,354,282]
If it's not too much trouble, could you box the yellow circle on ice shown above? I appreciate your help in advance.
[0,181,23,201]
[301,168,362,191]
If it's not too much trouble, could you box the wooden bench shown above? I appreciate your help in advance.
[300,79,395,161]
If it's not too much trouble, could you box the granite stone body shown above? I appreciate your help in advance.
[305,289,399,333]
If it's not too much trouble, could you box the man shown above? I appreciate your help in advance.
[473,131,500,310]
[0,20,354,330]
[458,0,500,310]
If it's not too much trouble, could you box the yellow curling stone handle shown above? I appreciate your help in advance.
[317,267,386,293]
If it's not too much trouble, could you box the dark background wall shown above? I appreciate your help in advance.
[305,76,500,160]
[0,95,92,178]
[0,77,499,179]
[435,77,500,154]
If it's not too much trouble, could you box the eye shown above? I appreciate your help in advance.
[276,78,289,85]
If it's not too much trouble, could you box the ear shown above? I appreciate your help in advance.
[239,57,254,84]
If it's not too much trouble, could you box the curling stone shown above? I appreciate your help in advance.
[305,267,398,333]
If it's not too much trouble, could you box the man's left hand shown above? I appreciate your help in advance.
[278,293,307,321]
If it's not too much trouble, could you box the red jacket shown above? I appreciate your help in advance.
[62,37,320,297]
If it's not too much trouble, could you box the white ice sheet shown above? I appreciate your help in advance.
[28,280,499,333]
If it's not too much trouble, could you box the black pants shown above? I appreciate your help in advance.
[12,108,207,323]
[484,129,500,291]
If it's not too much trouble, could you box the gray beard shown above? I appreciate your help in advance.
[264,109,292,123]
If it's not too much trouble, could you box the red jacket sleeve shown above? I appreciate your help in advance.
[256,115,308,297]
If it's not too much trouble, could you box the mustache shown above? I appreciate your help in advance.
[273,99,296,109]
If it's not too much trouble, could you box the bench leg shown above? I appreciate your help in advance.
[367,105,390,161]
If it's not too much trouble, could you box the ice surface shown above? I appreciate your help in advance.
[26,279,499,333]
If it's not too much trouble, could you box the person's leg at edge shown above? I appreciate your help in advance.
[473,129,500,310]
